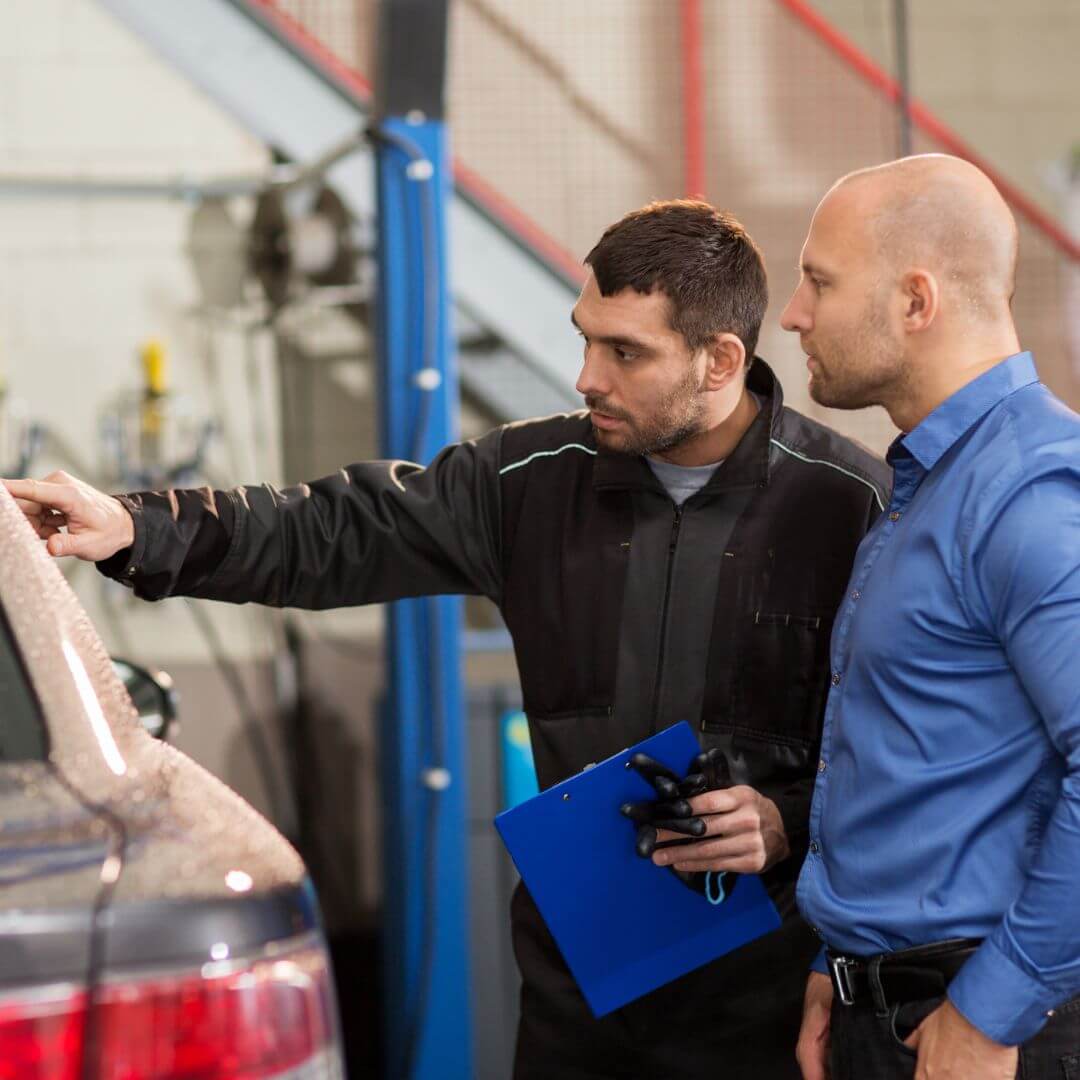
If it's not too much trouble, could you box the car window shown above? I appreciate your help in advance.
[0,601,47,762]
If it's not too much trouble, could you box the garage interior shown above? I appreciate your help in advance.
[0,1,1076,1077]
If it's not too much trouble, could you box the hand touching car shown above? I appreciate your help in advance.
[4,472,134,562]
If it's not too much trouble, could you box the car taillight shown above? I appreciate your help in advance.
[0,935,343,1080]
[0,985,86,1080]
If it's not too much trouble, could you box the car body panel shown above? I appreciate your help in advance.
[0,763,106,988]
[0,484,309,978]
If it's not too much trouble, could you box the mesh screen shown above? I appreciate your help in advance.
[265,0,1078,456]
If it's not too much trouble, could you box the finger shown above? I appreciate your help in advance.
[12,497,48,518]
[635,824,657,858]
[693,747,732,790]
[620,799,693,823]
[655,834,759,864]
[655,822,718,845]
[629,753,681,793]
[650,816,706,837]
[669,855,758,873]
[694,809,758,838]
[687,788,745,815]
[678,772,707,797]
[47,531,93,559]
[653,835,697,850]
[4,478,78,514]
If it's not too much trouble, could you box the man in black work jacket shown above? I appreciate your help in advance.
[8,201,890,1078]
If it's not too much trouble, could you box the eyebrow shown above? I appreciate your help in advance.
[800,260,831,278]
[569,311,653,352]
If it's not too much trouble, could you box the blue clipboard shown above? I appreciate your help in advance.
[494,722,781,1017]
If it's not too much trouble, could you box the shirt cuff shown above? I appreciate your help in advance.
[948,936,1059,1045]
[94,495,146,586]
[810,945,828,975]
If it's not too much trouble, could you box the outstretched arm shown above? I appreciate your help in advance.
[5,428,505,610]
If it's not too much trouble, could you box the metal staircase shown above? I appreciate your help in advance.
[96,0,584,424]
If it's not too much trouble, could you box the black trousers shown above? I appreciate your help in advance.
[510,882,819,1080]
[829,992,1080,1079]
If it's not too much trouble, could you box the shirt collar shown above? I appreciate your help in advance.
[891,352,1038,471]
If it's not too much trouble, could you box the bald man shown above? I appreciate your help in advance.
[782,155,1080,1080]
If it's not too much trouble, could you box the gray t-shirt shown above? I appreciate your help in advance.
[644,391,762,505]
[645,456,722,506]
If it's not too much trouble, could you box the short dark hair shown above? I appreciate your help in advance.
[584,200,768,361]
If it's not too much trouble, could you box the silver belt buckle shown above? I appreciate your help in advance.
[828,954,858,1006]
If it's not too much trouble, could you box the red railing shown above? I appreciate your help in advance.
[253,0,1078,444]
[776,0,1079,264]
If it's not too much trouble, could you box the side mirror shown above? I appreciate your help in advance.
[111,658,179,741]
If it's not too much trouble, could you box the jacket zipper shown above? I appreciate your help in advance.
[649,503,682,731]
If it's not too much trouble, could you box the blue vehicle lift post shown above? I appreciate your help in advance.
[371,2,471,1077]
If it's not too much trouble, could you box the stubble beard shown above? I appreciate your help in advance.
[590,363,708,457]
[808,300,905,412]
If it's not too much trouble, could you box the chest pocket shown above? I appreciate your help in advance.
[732,610,833,745]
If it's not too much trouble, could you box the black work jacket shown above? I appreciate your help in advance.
[103,360,889,887]
[101,360,891,1063]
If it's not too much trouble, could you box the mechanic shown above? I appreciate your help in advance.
[784,156,1080,1080]
[9,200,890,1079]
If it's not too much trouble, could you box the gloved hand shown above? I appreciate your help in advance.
[619,752,705,857]
[621,748,736,903]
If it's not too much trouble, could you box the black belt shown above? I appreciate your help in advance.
[827,938,982,1011]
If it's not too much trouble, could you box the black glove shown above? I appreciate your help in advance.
[620,748,736,903]
[619,752,705,857]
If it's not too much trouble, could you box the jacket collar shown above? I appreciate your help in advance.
[592,357,784,494]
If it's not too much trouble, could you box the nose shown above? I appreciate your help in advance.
[780,283,811,335]
[575,345,608,400]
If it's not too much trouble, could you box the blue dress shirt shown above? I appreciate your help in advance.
[796,353,1080,1045]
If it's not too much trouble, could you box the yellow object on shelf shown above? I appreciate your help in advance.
[140,338,168,398]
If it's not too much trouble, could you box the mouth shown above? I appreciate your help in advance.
[589,411,625,431]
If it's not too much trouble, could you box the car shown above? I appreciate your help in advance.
[0,483,345,1079]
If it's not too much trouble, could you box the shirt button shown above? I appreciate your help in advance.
[831,672,841,686]
[851,589,860,601]
[127,566,137,577]
[809,841,820,854]
[818,759,827,773]
[889,511,901,522]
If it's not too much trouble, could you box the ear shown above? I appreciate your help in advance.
[900,269,940,333]
[702,333,746,391]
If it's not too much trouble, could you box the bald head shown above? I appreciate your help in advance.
[828,155,1018,317]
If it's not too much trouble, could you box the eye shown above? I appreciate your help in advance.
[810,276,827,292]
[613,346,637,363]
